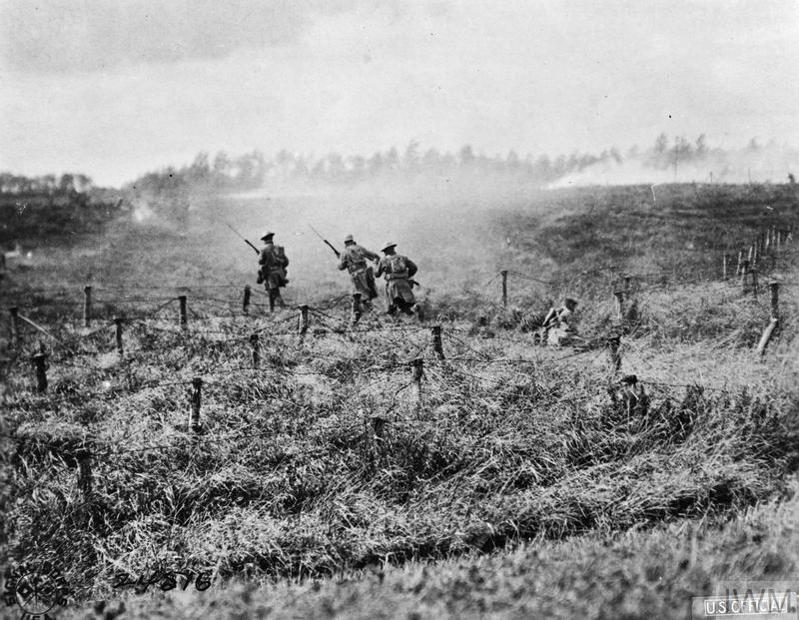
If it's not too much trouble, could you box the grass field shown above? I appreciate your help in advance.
[1,182,798,619]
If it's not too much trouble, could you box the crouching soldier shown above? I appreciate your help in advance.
[338,234,379,319]
[537,297,578,346]
[607,374,649,421]
[375,242,420,319]
[257,231,289,311]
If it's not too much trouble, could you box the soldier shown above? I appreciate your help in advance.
[337,234,379,311]
[607,374,649,420]
[538,297,578,346]
[257,231,289,312]
[375,242,419,318]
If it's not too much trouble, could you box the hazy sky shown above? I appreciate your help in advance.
[1,0,798,186]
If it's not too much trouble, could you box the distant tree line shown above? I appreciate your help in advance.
[129,134,775,193]
[0,172,94,195]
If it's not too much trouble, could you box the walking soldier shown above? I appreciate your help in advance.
[337,234,379,308]
[257,231,289,311]
[375,242,419,318]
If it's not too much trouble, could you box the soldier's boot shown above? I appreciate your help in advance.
[412,303,425,323]
[268,289,278,312]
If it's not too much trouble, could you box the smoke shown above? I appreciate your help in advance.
[549,142,799,188]
[189,170,549,305]
[125,135,799,307]
[131,199,155,223]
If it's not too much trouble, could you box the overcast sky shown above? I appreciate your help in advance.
[1,0,798,186]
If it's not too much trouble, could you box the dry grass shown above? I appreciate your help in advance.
[2,182,799,619]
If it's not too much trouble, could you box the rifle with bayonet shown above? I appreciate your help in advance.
[224,222,260,255]
[308,225,340,258]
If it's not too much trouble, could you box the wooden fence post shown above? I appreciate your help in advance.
[751,268,759,301]
[431,325,445,360]
[756,318,779,357]
[114,317,124,357]
[606,336,621,376]
[298,305,310,340]
[250,333,260,368]
[736,250,744,276]
[740,260,750,292]
[370,415,386,440]
[722,254,730,280]
[77,449,93,499]
[411,358,424,408]
[242,285,251,316]
[500,270,508,308]
[188,378,203,433]
[613,291,624,322]
[769,281,779,319]
[178,295,188,330]
[623,275,631,295]
[9,306,20,347]
[83,285,92,327]
[32,352,48,392]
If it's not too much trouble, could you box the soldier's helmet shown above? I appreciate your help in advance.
[344,234,355,244]
[564,297,578,309]
[620,374,638,386]
[261,231,275,241]
[381,241,397,253]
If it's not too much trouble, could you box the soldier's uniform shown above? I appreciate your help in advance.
[337,235,379,305]
[607,374,649,421]
[539,298,578,346]
[375,242,418,317]
[257,231,289,311]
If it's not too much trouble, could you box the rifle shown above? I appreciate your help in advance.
[308,225,340,258]
[224,222,260,255]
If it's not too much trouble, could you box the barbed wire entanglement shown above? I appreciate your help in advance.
[3,222,794,426]
[1,218,797,594]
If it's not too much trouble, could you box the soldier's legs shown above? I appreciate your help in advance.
[350,293,363,324]
[268,288,285,312]
[396,298,415,316]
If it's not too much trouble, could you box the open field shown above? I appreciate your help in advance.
[2,182,799,619]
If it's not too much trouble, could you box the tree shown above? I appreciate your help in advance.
[385,147,400,172]
[674,136,693,158]
[74,174,93,193]
[58,173,75,194]
[347,154,366,179]
[422,148,442,173]
[695,134,708,157]
[653,133,669,155]
[326,152,346,179]
[367,151,385,177]
[532,154,552,181]
[403,140,421,173]
[458,144,475,166]
[187,152,211,183]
